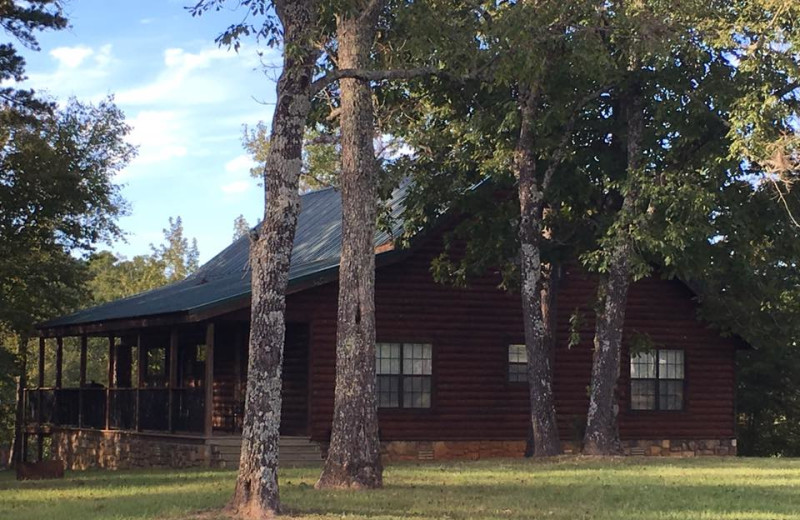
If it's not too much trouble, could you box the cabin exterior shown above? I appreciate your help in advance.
[27,187,739,470]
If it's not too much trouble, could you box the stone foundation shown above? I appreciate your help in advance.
[381,438,737,461]
[616,438,738,457]
[381,440,528,461]
[51,429,209,470]
[48,431,738,468]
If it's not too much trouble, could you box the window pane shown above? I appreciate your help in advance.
[659,350,684,380]
[378,376,399,408]
[509,363,527,383]
[376,343,401,375]
[403,376,431,408]
[659,380,684,410]
[630,352,656,379]
[631,380,656,410]
[508,344,527,364]
[402,343,432,375]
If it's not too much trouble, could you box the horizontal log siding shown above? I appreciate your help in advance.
[289,237,736,444]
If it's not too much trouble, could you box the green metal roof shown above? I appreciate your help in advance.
[39,184,409,331]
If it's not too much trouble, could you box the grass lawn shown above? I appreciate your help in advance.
[1,457,800,520]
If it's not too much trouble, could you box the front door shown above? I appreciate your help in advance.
[280,323,310,436]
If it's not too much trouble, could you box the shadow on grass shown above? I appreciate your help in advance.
[282,482,800,520]
[0,468,235,492]
[2,459,800,520]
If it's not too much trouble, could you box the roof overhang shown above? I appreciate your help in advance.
[37,245,410,338]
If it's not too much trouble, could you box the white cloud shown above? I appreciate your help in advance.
[221,180,252,194]
[116,46,238,106]
[26,44,116,103]
[50,45,94,68]
[219,154,258,196]
[225,154,255,174]
[126,110,189,169]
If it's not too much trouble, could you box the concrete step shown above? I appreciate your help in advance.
[208,436,322,468]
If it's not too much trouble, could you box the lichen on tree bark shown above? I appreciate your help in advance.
[228,0,320,516]
[515,88,561,457]
[316,3,384,490]
[583,85,644,456]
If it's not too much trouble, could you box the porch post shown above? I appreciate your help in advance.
[55,337,63,388]
[36,433,43,462]
[204,322,215,437]
[78,336,87,427]
[54,337,63,426]
[105,336,115,430]
[168,328,178,433]
[37,337,45,424]
[136,334,144,432]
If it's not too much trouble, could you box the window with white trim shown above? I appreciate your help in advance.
[630,349,684,411]
[376,343,432,408]
[508,344,527,383]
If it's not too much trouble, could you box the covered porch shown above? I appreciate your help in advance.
[24,317,313,467]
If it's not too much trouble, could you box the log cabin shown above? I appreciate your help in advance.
[28,185,740,469]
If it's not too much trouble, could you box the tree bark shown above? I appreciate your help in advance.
[10,333,29,468]
[229,1,319,516]
[317,3,383,490]
[515,89,561,457]
[583,86,644,456]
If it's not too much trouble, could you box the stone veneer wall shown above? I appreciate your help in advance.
[381,438,737,461]
[51,429,209,470]
[51,431,738,469]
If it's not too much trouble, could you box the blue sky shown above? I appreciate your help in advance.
[17,0,280,263]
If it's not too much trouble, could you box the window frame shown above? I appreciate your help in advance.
[629,348,687,413]
[376,341,434,410]
[507,343,529,384]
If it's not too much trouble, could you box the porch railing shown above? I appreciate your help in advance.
[24,387,206,434]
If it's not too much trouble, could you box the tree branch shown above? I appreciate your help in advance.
[542,87,609,192]
[359,0,386,25]
[311,66,441,94]
[311,54,499,94]
[773,81,800,100]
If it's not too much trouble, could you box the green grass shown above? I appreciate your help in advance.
[2,458,800,520]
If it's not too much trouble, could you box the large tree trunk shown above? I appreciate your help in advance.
[10,333,29,468]
[229,1,319,516]
[582,88,644,456]
[515,90,561,457]
[317,4,383,490]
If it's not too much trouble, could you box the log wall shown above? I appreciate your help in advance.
[285,234,737,446]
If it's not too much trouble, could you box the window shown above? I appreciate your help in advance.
[508,344,528,383]
[630,349,684,411]
[376,343,432,408]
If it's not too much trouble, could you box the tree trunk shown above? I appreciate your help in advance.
[10,333,29,468]
[229,1,319,516]
[516,90,561,457]
[583,87,644,456]
[317,4,383,490]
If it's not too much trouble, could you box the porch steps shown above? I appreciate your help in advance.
[208,436,323,468]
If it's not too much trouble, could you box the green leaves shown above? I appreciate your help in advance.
[0,97,134,334]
